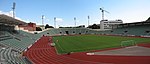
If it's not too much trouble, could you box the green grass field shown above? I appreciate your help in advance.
[53,35,150,54]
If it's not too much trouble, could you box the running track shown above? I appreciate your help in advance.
[24,36,150,64]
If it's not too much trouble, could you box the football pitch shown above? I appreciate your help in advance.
[53,35,150,54]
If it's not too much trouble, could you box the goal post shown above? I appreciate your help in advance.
[121,40,137,47]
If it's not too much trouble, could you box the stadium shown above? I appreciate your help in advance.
[0,14,150,64]
[1,1,150,64]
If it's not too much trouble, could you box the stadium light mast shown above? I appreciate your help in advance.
[42,15,44,30]
[12,2,16,18]
[88,15,90,28]
[54,17,56,28]
[74,17,76,27]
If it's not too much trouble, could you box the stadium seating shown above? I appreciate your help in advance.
[37,28,90,36]
[99,25,150,36]
[0,31,13,41]
[0,30,38,63]
[0,48,30,64]
[0,30,38,51]
[0,23,149,64]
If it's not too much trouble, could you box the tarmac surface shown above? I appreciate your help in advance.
[94,46,150,56]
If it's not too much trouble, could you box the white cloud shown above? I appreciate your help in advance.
[0,11,13,17]
[46,18,50,21]
[76,20,80,22]
[56,18,63,22]
[0,10,35,23]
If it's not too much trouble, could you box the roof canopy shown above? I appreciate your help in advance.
[0,14,26,25]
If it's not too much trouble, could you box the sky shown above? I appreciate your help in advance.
[0,0,150,28]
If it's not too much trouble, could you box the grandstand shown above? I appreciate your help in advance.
[0,14,33,64]
[99,19,150,36]
[0,14,150,64]
[38,28,90,36]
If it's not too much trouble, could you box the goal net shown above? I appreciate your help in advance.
[121,40,137,47]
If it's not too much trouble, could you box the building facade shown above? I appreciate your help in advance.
[100,20,123,29]
[18,22,36,31]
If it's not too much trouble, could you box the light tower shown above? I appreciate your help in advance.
[54,17,56,28]
[88,15,90,28]
[42,15,44,30]
[42,15,44,25]
[12,2,16,18]
[74,17,76,27]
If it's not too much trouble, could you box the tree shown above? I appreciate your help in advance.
[88,24,100,29]
[45,24,54,29]
[36,27,42,31]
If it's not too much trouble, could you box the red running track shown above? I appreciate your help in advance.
[24,36,150,64]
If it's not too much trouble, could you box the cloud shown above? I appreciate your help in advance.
[46,18,50,21]
[0,11,64,26]
[76,20,80,22]
[0,11,13,17]
[56,18,63,22]
[0,10,35,23]
[0,11,24,21]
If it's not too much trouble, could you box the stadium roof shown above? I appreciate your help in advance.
[118,17,150,26]
[0,14,26,25]
[146,17,150,22]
